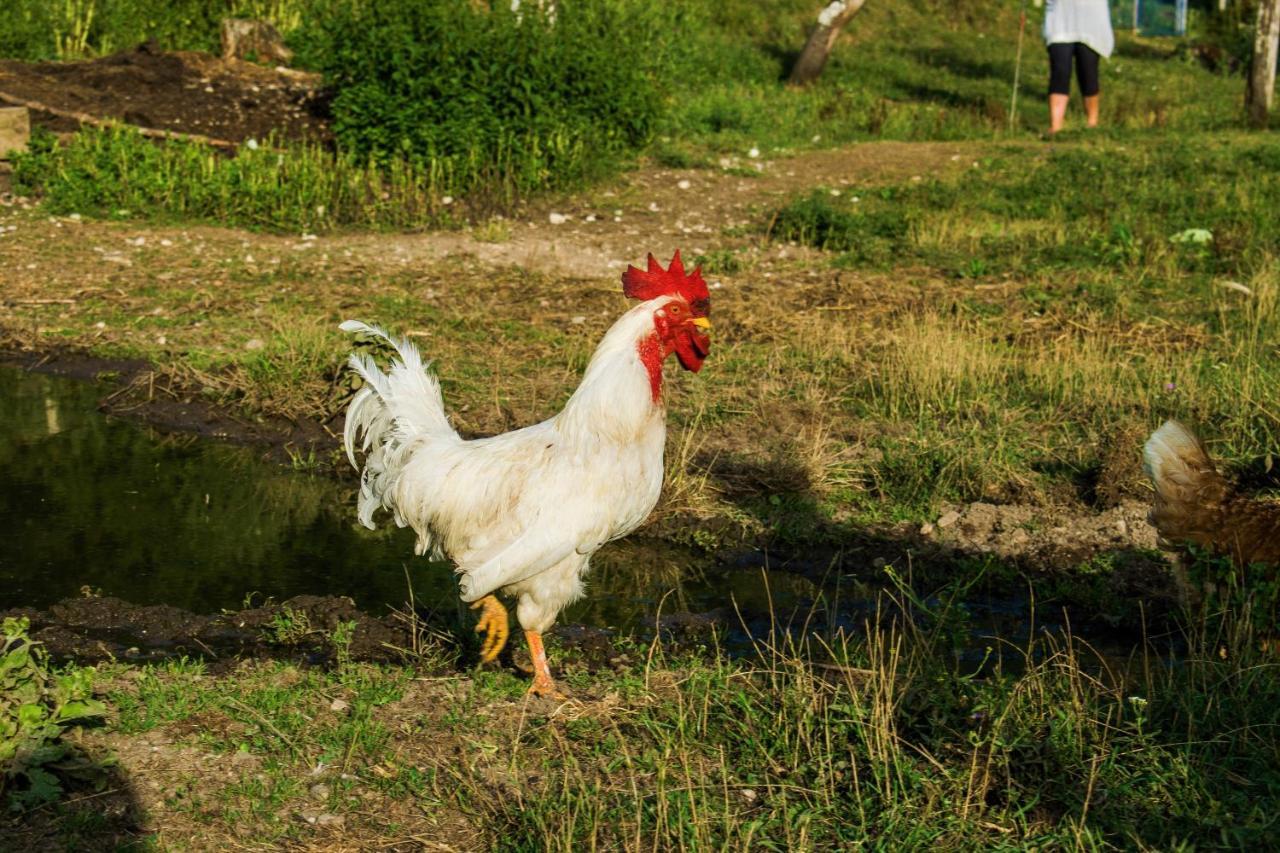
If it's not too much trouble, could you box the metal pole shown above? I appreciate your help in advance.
[1009,0,1030,133]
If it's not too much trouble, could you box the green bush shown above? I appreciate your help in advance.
[1,617,107,810]
[293,0,668,198]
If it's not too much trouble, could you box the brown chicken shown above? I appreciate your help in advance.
[1144,420,1280,605]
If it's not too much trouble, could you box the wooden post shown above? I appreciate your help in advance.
[0,107,30,159]
[1248,0,1280,127]
[788,0,868,86]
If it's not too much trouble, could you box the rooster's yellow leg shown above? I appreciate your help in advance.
[470,595,509,663]
[525,630,563,698]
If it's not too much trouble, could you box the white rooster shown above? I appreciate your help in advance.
[341,251,712,696]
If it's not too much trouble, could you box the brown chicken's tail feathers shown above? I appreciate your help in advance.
[1143,420,1215,488]
[1143,419,1228,546]
[341,320,457,529]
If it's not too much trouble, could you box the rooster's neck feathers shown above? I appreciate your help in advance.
[555,299,669,442]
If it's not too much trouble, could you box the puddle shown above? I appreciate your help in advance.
[0,366,823,634]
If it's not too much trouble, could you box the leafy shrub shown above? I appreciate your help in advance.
[292,0,668,199]
[1,617,106,810]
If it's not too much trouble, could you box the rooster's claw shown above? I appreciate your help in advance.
[471,595,509,663]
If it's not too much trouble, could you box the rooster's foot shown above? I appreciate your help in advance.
[523,629,567,699]
[471,595,509,663]
[527,681,568,700]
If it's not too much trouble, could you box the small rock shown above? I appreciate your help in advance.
[155,335,167,345]
[244,338,265,351]
[329,698,349,713]
[920,522,935,536]
[309,783,330,802]
[741,788,757,802]
[747,147,760,159]
[937,510,961,529]
[548,212,567,225]
[441,195,454,205]
[647,202,660,212]
[677,179,691,190]
[316,813,344,827]
[570,315,586,325]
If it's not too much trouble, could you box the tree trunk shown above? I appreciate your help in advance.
[1248,0,1280,126]
[788,0,868,86]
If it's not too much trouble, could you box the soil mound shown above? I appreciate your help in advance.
[0,42,330,145]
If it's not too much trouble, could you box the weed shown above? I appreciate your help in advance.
[330,619,357,672]
[264,606,312,646]
[0,617,107,809]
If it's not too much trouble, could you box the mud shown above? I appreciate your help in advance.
[0,43,329,144]
[3,594,413,668]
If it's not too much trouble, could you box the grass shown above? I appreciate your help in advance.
[11,127,460,233]
[8,578,1278,849]
[760,133,1280,518]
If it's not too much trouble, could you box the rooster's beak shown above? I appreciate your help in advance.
[691,317,712,330]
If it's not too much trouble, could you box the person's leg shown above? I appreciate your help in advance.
[1075,43,1101,128]
[1047,43,1073,134]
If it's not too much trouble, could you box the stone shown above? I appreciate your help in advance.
[0,107,30,160]
[220,19,294,64]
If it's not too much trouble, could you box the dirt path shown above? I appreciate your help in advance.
[338,140,994,278]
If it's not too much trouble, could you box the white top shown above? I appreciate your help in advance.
[1042,0,1114,58]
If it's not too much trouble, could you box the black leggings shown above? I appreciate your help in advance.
[1048,42,1100,97]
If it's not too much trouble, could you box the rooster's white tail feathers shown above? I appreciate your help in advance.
[341,320,457,530]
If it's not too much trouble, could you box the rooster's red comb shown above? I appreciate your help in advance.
[622,250,710,317]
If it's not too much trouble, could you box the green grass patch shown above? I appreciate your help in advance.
[11,127,453,232]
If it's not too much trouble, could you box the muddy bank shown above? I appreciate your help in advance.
[0,347,336,458]
[2,594,413,668]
